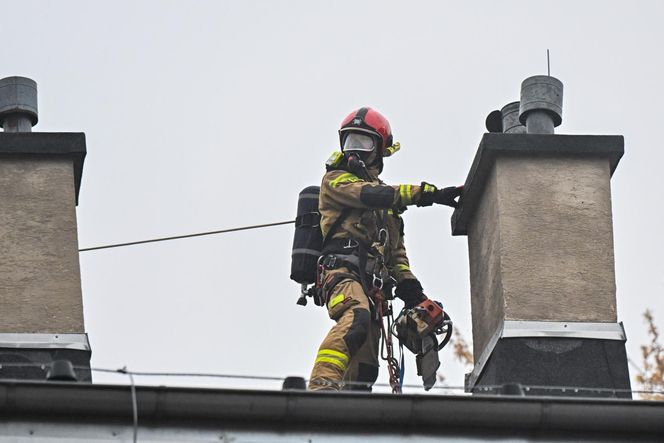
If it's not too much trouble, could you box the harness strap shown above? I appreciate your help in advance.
[357,242,371,294]
[321,253,375,274]
[322,237,363,254]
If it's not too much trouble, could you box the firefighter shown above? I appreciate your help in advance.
[309,107,462,391]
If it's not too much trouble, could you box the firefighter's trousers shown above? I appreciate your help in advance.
[309,267,381,391]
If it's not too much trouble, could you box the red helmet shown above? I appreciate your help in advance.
[339,107,393,155]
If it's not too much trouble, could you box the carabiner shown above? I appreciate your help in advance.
[378,228,388,247]
[373,272,384,290]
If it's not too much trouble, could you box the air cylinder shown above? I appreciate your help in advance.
[290,186,322,285]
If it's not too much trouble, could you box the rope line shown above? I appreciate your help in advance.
[99,367,469,392]
[91,367,285,381]
[1,362,662,396]
[79,220,295,252]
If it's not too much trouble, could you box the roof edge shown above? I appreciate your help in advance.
[0,381,661,437]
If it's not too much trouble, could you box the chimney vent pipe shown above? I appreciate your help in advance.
[0,76,38,132]
[501,101,526,134]
[519,75,563,134]
[485,102,527,134]
[46,359,78,382]
[282,376,307,390]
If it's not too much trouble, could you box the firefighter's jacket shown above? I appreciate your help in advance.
[319,168,426,285]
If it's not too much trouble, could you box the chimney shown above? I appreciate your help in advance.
[0,77,90,381]
[452,75,630,397]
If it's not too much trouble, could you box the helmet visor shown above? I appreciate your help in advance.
[343,132,375,152]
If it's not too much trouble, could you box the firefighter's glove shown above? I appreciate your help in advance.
[395,278,427,309]
[416,182,438,207]
[434,185,464,208]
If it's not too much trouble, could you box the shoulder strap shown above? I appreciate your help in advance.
[321,208,351,248]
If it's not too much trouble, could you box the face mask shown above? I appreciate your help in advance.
[343,132,375,152]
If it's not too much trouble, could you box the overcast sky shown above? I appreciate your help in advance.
[1,0,663,393]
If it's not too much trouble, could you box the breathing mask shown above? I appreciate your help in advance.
[343,132,379,173]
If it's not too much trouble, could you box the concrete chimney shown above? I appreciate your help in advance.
[452,76,630,397]
[0,77,89,381]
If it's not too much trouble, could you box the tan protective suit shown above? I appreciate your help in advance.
[308,168,428,390]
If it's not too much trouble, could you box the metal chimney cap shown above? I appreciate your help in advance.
[518,75,563,127]
[500,101,526,134]
[0,76,38,127]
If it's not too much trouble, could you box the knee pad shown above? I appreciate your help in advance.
[358,363,379,388]
[343,308,371,356]
[346,363,379,391]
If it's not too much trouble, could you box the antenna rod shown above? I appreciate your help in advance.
[547,49,551,76]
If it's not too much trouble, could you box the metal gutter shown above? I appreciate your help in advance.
[0,380,661,439]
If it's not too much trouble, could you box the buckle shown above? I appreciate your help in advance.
[324,255,339,269]
[343,238,359,249]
